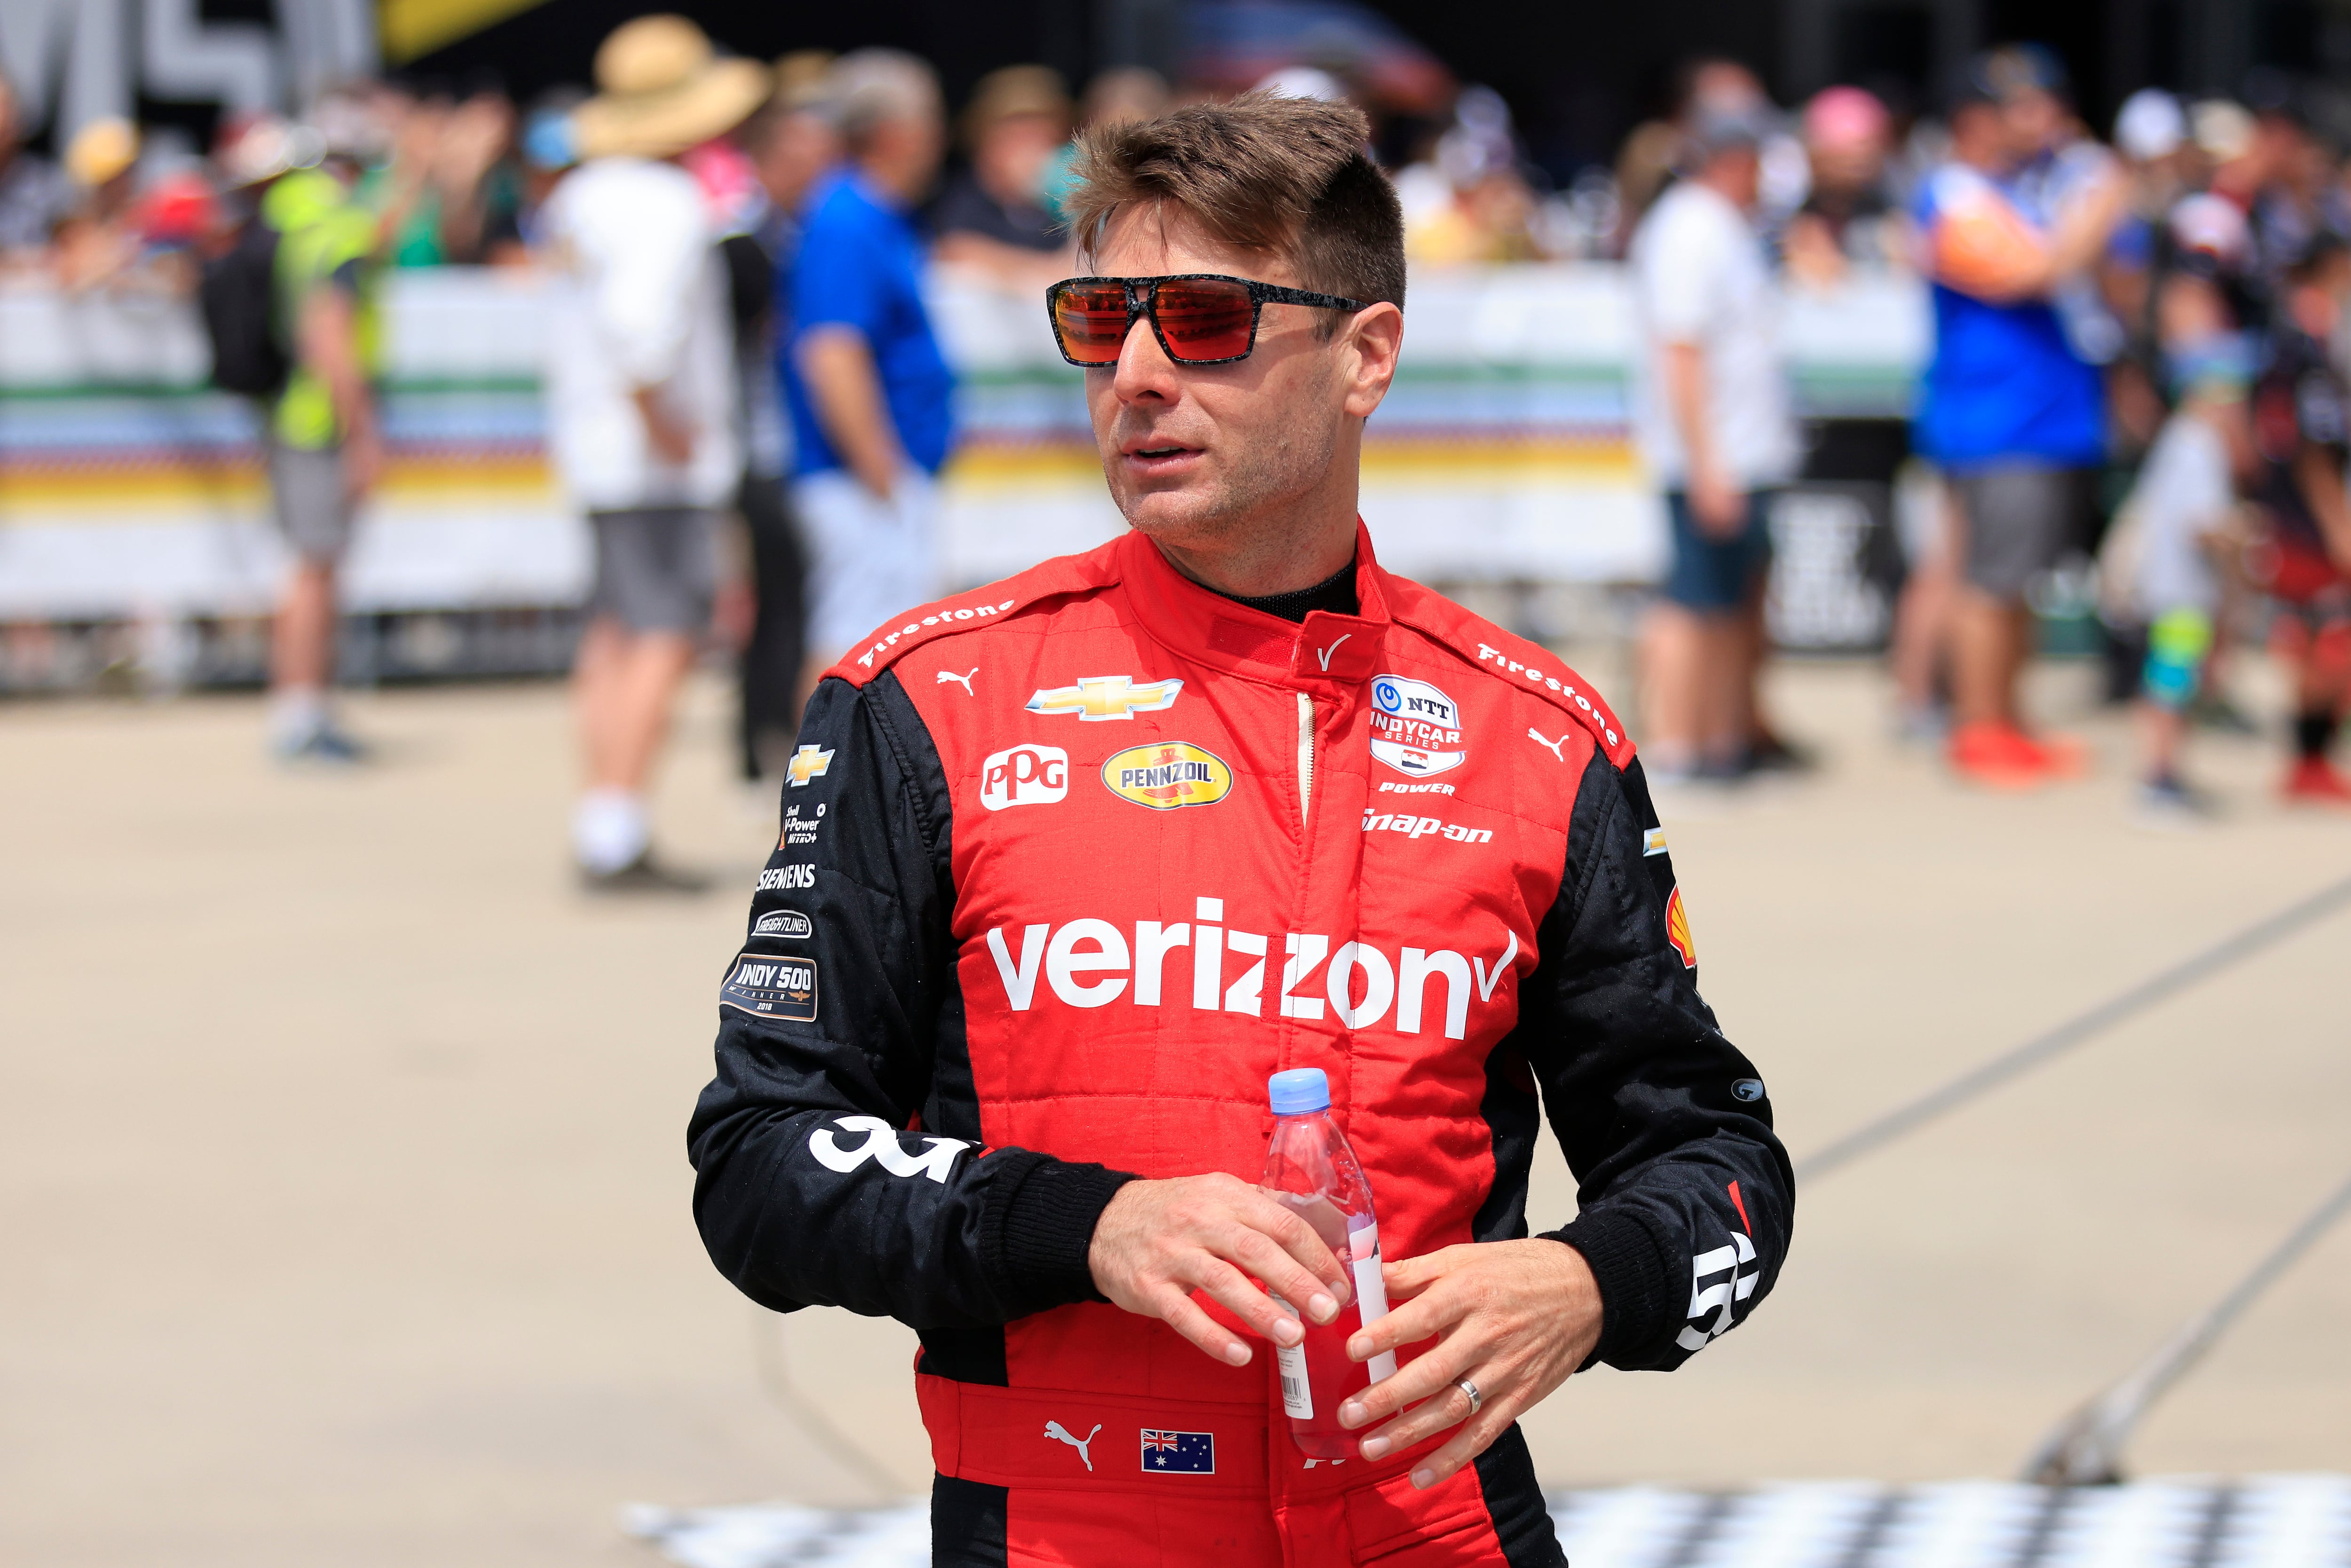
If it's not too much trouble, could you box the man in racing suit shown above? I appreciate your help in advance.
[690,95,1793,1567]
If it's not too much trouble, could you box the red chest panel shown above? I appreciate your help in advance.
[844,528,1600,1400]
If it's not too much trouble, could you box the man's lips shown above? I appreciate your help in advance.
[1119,440,1203,476]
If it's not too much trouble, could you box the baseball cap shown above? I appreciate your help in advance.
[1804,86,1890,151]
[2114,88,2186,161]
[1688,102,1773,159]
[1952,43,2068,111]
[2193,100,2257,163]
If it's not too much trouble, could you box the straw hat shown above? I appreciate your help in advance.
[572,15,771,160]
[65,118,140,187]
[962,64,1071,149]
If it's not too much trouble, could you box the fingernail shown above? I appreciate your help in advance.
[1338,1400,1365,1428]
[1272,1317,1303,1348]
[1360,1435,1392,1460]
[1308,1292,1337,1324]
[1347,1335,1369,1360]
[1411,1468,1436,1490]
[1225,1342,1252,1366]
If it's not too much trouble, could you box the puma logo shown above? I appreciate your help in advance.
[1314,634,1352,672]
[1527,727,1566,762]
[938,668,977,695]
[1044,1419,1100,1471]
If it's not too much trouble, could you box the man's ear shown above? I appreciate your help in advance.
[1341,301,1404,419]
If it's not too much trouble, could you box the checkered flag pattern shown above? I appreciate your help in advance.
[624,1475,2351,1568]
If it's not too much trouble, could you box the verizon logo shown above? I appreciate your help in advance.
[982,896,1519,1038]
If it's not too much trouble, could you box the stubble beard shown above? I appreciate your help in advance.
[1110,409,1340,563]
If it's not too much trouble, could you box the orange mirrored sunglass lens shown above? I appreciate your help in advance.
[1152,281,1255,360]
[1052,286,1131,364]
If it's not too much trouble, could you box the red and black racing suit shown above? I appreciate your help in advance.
[689,526,1794,1567]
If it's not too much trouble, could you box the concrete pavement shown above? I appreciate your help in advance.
[3,657,2346,1565]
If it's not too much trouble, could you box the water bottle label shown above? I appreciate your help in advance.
[1349,1224,1399,1383]
[1269,1296,1312,1418]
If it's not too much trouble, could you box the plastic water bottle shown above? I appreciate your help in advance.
[1262,1068,1398,1458]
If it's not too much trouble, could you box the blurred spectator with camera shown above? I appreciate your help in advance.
[783,49,954,691]
[1911,47,2126,788]
[541,14,766,889]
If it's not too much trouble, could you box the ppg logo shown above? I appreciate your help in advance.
[980,745,1069,811]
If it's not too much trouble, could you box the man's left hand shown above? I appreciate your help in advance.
[1337,1239,1602,1489]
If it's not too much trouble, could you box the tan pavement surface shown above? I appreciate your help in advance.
[4,655,2348,1566]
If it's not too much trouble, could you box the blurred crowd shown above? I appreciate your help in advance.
[8,20,2351,856]
[1599,46,2351,823]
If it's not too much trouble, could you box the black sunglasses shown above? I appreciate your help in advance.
[1045,274,1368,367]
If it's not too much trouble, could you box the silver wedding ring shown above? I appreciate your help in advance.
[1456,1378,1482,1415]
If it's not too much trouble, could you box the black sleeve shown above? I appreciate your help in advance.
[687,671,1139,1326]
[1526,750,1795,1371]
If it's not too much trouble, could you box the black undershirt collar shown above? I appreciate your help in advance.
[1211,558,1359,622]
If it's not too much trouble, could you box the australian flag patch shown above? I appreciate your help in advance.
[1139,1428,1215,1474]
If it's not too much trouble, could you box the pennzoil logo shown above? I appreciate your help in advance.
[1027,674,1184,721]
[1102,742,1233,810]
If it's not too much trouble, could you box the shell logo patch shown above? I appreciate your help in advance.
[1665,885,1696,969]
[1102,742,1234,810]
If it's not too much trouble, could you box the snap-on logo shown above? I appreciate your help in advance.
[1362,810,1492,843]
[1369,674,1466,777]
[979,745,1069,810]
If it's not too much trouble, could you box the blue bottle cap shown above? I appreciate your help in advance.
[1268,1068,1330,1115]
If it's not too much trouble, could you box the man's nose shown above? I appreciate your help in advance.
[1111,309,1179,402]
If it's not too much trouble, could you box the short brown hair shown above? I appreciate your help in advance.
[1065,93,1405,321]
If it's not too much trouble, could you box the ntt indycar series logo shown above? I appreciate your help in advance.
[1102,742,1233,810]
[1369,674,1465,777]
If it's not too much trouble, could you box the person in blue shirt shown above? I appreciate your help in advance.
[782,49,956,686]
[1911,48,2125,787]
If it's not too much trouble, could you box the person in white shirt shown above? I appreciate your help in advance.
[542,16,766,891]
[1628,106,1800,784]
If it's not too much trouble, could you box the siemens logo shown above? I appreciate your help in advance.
[757,863,817,891]
[981,896,1520,1039]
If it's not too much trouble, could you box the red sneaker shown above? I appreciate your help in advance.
[1949,720,2059,789]
[2282,756,2351,804]
[2030,730,2091,778]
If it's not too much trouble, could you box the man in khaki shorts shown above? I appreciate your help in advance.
[544,17,767,890]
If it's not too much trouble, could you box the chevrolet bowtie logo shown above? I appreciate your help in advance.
[1025,675,1184,721]
[786,744,834,786]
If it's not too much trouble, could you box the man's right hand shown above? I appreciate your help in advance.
[1689,465,1748,538]
[633,387,697,465]
[1088,1174,1353,1367]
